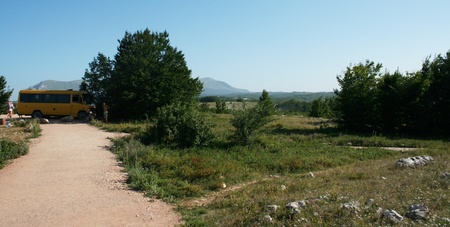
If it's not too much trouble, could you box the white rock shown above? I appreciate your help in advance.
[405,204,429,220]
[383,209,403,223]
[263,215,273,223]
[396,155,433,168]
[340,201,360,213]
[265,205,279,213]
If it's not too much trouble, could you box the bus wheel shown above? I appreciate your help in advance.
[78,111,88,120]
[32,111,43,119]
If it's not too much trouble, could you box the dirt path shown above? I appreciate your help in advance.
[0,122,181,227]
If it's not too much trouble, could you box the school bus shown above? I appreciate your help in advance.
[17,90,95,120]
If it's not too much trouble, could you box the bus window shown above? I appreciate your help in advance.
[72,95,81,103]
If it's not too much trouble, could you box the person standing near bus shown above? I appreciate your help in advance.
[7,101,14,118]
[102,102,109,123]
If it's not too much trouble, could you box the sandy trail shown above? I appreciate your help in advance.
[0,122,181,227]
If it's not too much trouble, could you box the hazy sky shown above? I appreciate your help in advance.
[2,1,450,100]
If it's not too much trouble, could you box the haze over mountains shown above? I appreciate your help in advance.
[27,78,250,96]
[26,78,334,101]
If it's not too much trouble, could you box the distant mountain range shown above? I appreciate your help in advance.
[28,80,83,91]
[26,78,334,102]
[199,77,250,96]
[26,78,250,96]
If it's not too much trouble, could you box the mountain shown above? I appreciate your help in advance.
[26,78,334,102]
[28,80,83,90]
[199,77,250,96]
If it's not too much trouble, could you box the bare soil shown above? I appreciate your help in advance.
[0,118,181,227]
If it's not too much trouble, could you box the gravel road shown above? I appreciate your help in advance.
[0,122,181,227]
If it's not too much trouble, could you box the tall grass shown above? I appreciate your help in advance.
[108,114,450,226]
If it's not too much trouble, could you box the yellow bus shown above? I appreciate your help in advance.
[17,90,95,120]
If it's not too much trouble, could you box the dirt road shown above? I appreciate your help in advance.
[0,122,181,227]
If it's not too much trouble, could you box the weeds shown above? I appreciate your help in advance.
[107,114,450,226]
[0,118,40,168]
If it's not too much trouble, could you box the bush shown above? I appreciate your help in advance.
[151,102,214,148]
[0,140,28,168]
[230,90,275,144]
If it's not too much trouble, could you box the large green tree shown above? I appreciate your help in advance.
[0,76,13,112]
[420,51,450,134]
[377,71,408,132]
[80,53,113,105]
[110,29,202,120]
[334,61,382,131]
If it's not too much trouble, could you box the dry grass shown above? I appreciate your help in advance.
[191,149,449,226]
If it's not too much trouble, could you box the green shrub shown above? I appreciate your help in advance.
[0,140,28,168]
[230,105,273,144]
[151,102,214,148]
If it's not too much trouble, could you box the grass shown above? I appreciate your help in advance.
[103,114,449,226]
[0,118,41,169]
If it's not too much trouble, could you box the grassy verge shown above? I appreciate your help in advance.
[106,114,449,226]
[0,118,41,169]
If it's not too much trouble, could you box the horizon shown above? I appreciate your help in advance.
[2,1,450,100]
[10,77,335,101]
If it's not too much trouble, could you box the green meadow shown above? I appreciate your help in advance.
[94,114,449,226]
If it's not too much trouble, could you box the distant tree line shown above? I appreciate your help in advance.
[333,51,450,135]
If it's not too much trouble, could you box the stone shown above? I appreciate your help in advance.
[383,209,403,223]
[395,155,433,167]
[280,185,286,191]
[265,205,279,213]
[340,201,360,214]
[24,123,33,132]
[40,118,50,124]
[405,204,429,220]
[61,115,74,122]
[286,200,307,214]
[263,215,273,223]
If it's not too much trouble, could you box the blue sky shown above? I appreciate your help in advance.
[1,1,450,100]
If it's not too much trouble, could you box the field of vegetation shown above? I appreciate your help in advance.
[0,118,41,169]
[93,114,449,226]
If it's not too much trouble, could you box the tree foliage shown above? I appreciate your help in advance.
[80,53,113,104]
[110,29,202,120]
[0,76,13,112]
[231,90,275,144]
[151,102,214,148]
[258,89,276,116]
[334,60,382,131]
[310,97,335,118]
[81,29,203,120]
[334,50,450,135]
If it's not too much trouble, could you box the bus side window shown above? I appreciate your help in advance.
[72,95,81,103]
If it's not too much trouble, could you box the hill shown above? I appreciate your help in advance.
[28,80,83,90]
[26,78,334,102]
[199,77,250,96]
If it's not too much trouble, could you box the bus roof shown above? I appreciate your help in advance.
[19,89,86,94]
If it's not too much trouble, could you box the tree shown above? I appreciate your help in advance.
[80,53,113,116]
[0,76,13,112]
[310,97,335,118]
[334,60,382,132]
[110,29,202,120]
[377,71,408,132]
[258,89,276,116]
[420,51,450,134]
[231,90,275,144]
